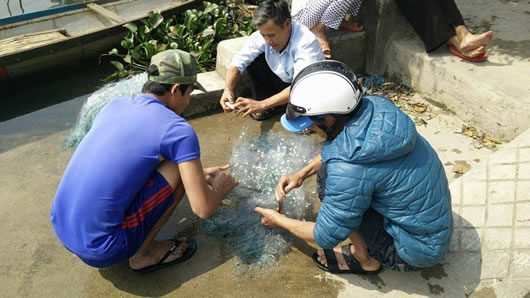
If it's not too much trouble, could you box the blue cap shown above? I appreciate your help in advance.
[280,114,313,133]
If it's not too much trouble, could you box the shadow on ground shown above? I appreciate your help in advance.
[98,235,230,296]
[323,213,482,297]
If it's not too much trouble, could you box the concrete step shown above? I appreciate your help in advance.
[362,0,530,142]
[183,70,225,118]
[385,36,530,143]
[216,36,247,80]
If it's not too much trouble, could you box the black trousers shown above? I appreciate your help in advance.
[246,53,290,101]
[395,0,466,52]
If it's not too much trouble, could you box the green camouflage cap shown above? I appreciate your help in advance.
[148,49,206,92]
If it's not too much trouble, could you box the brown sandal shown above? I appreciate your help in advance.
[340,21,364,32]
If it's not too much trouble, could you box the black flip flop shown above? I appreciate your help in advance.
[312,244,382,275]
[250,108,275,121]
[131,238,197,274]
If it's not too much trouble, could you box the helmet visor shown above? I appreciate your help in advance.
[280,114,313,133]
[285,103,307,120]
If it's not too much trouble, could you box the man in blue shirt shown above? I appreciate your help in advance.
[219,0,324,120]
[51,50,238,274]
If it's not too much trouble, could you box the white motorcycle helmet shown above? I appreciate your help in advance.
[281,60,363,133]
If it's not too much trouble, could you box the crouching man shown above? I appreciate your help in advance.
[51,50,238,274]
[219,0,324,120]
[255,60,452,274]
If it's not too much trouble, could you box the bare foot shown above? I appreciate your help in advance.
[129,238,188,270]
[460,31,494,52]
[316,245,381,272]
[461,45,486,58]
[449,35,488,58]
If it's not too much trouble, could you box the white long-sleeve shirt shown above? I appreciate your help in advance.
[230,21,324,83]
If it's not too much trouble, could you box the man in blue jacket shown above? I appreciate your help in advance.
[255,60,453,274]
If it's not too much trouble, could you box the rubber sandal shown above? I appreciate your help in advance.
[447,44,488,62]
[339,21,364,32]
[250,108,275,121]
[312,244,382,275]
[317,38,331,59]
[131,238,197,274]
[250,105,285,121]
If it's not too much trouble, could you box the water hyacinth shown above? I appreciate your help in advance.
[202,128,320,267]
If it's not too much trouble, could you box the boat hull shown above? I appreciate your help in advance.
[0,0,198,81]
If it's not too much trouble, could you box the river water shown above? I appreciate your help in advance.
[1,0,84,18]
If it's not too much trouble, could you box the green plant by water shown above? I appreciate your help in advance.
[102,1,255,82]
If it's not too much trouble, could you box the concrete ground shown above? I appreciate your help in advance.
[0,90,506,297]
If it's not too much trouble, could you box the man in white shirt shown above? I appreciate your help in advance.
[219,0,324,121]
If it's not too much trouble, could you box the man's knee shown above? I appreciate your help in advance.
[156,160,182,190]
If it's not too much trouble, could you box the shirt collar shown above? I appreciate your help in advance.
[137,93,167,106]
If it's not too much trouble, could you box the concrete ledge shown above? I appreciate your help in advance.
[216,37,247,80]
[361,0,530,142]
[385,37,530,142]
[326,30,366,74]
[183,71,224,118]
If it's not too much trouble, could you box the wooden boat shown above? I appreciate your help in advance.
[0,0,197,81]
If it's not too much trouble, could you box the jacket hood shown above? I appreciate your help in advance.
[322,96,417,164]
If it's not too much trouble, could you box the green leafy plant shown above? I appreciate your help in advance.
[102,1,255,82]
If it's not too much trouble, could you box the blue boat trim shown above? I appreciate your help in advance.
[0,4,86,26]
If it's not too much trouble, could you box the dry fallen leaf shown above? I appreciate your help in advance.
[412,103,427,113]
[462,125,481,138]
[483,136,502,144]
[453,160,471,174]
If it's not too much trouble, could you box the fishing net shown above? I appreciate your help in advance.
[63,73,147,148]
[202,127,320,268]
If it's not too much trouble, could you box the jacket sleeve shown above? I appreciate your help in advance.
[313,162,374,248]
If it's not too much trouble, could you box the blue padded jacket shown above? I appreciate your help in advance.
[314,95,452,268]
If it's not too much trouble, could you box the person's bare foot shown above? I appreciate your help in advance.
[129,238,188,270]
[459,45,486,58]
[460,31,494,52]
[449,35,489,58]
[316,245,381,272]
[450,28,493,58]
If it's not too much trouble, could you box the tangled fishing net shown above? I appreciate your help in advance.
[202,127,320,268]
[63,73,148,148]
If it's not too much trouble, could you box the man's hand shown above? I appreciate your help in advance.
[275,173,304,201]
[204,164,230,186]
[220,89,235,112]
[211,172,238,197]
[234,97,267,118]
[255,207,285,227]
